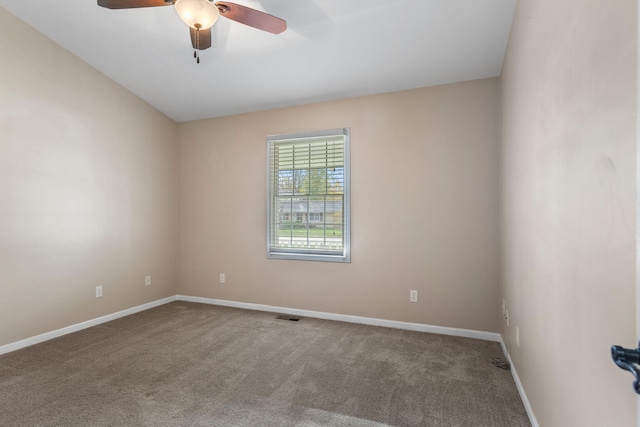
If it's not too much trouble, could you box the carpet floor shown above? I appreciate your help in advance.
[0,301,530,426]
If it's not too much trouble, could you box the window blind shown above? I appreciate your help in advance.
[267,129,350,262]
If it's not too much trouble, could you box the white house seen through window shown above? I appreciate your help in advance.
[267,128,351,262]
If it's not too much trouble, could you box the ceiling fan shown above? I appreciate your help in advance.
[97,0,287,63]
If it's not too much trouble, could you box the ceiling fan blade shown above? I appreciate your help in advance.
[215,2,286,34]
[190,27,212,50]
[97,0,172,9]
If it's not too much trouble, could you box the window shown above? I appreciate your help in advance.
[267,128,350,262]
[309,213,323,222]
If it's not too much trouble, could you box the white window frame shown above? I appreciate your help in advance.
[266,128,351,263]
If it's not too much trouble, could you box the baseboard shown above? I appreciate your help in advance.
[0,296,177,356]
[0,293,501,354]
[176,295,502,343]
[499,338,539,427]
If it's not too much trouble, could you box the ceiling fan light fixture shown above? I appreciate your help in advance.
[174,0,220,30]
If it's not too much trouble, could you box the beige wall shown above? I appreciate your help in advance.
[500,0,637,425]
[177,78,501,332]
[0,8,178,347]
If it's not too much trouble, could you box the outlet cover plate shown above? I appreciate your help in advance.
[410,290,418,303]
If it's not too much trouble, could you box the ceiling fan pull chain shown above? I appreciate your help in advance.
[195,26,201,64]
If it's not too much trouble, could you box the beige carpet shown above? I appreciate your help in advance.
[0,301,530,426]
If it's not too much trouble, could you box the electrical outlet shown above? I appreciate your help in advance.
[145,276,151,286]
[219,273,225,284]
[96,286,103,298]
[502,299,506,314]
[409,290,418,303]
[505,310,510,327]
[516,326,520,347]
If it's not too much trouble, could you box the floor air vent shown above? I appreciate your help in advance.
[275,314,301,322]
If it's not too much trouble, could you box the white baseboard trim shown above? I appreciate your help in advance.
[0,296,177,356]
[176,295,502,343]
[1,293,501,355]
[499,338,539,427]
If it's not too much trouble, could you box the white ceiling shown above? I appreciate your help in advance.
[0,0,516,122]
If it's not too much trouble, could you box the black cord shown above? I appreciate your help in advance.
[491,356,511,370]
